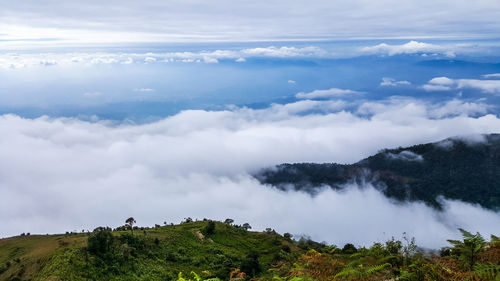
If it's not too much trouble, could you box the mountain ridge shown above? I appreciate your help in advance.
[256,134,500,210]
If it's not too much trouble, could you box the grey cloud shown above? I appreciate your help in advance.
[1,1,500,44]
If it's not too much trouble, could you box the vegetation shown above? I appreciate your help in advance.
[256,134,500,210]
[0,218,498,281]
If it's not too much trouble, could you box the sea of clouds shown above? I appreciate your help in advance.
[1,97,499,248]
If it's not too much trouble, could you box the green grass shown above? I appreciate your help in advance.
[0,221,299,281]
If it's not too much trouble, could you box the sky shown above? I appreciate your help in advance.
[1,0,500,247]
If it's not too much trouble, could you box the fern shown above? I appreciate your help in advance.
[334,263,391,280]
[474,263,500,280]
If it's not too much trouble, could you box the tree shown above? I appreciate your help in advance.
[125,217,136,235]
[203,220,216,235]
[224,218,234,225]
[401,232,417,266]
[283,232,292,240]
[242,223,252,231]
[341,243,357,254]
[241,251,261,277]
[447,228,486,270]
[87,227,114,256]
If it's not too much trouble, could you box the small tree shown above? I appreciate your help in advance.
[341,243,357,254]
[125,217,136,235]
[203,220,216,235]
[224,218,234,225]
[242,223,252,231]
[447,228,486,270]
[402,232,417,267]
[283,232,292,240]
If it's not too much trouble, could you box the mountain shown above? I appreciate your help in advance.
[255,134,500,210]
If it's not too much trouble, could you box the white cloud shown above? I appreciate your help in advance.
[429,77,454,86]
[423,76,500,94]
[483,73,500,79]
[296,88,362,99]
[0,46,327,69]
[133,88,155,93]
[380,77,411,87]
[241,46,326,58]
[288,80,296,85]
[362,41,453,56]
[1,98,499,247]
[386,150,423,161]
[456,79,500,94]
[422,84,452,91]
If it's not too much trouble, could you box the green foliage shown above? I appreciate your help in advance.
[240,250,261,277]
[0,223,498,281]
[341,243,357,255]
[447,228,486,270]
[473,263,500,280]
[203,221,216,235]
[334,263,391,280]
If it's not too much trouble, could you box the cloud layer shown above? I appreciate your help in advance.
[1,97,499,248]
[1,1,500,44]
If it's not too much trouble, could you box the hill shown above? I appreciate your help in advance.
[0,220,299,281]
[256,134,500,210]
[1,221,499,281]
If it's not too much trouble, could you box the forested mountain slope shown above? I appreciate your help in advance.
[256,134,500,210]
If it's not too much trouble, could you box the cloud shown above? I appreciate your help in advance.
[133,88,155,93]
[1,98,499,247]
[422,84,452,91]
[296,88,362,99]
[423,76,500,94]
[357,97,489,119]
[483,73,500,79]
[362,41,455,56]
[386,150,423,161]
[288,80,296,85]
[241,46,326,58]
[380,77,411,87]
[1,1,500,46]
[0,46,327,69]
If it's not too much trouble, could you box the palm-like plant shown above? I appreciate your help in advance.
[447,228,486,270]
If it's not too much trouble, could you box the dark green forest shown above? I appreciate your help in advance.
[256,134,500,210]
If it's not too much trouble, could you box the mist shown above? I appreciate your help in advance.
[1,98,499,248]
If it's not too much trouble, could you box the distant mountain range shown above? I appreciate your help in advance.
[256,134,500,210]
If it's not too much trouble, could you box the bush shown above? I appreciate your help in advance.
[203,221,216,235]
[341,243,357,255]
[240,251,261,277]
[87,227,114,256]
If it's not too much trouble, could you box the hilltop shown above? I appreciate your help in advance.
[0,220,299,281]
[256,134,500,210]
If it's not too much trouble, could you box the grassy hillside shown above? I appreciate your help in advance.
[1,222,499,281]
[0,221,299,281]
